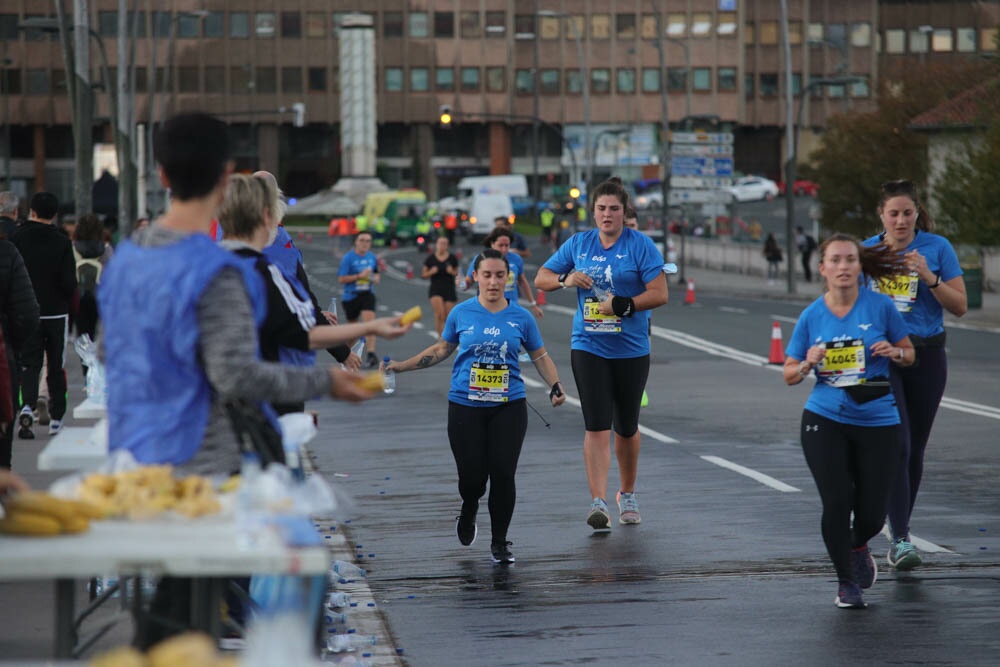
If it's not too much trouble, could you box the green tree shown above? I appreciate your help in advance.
[935,114,1000,246]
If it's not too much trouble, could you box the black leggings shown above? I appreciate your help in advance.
[886,345,947,541]
[447,399,527,545]
[800,410,902,583]
[571,350,649,437]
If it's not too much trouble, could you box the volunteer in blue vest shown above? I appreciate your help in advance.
[463,227,543,319]
[385,249,566,565]
[338,230,382,369]
[863,179,967,572]
[784,232,915,610]
[535,177,668,530]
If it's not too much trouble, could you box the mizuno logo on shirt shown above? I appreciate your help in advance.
[858,323,872,331]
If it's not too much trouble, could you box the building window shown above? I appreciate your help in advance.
[566,69,583,94]
[460,11,480,38]
[178,13,200,38]
[692,68,711,91]
[385,67,403,92]
[308,67,326,91]
[485,11,505,37]
[791,73,802,96]
[98,11,117,37]
[282,67,302,93]
[827,24,847,50]
[828,82,845,99]
[256,12,275,38]
[909,29,929,53]
[539,16,560,39]
[434,12,454,38]
[885,29,905,54]
[281,12,301,38]
[666,13,685,37]
[718,13,737,37]
[718,67,736,91]
[691,13,711,37]
[808,23,823,43]
[0,14,18,40]
[616,14,636,39]
[540,68,560,94]
[667,68,686,92]
[153,12,171,38]
[617,68,635,93]
[256,67,276,93]
[26,69,49,95]
[745,23,754,45]
[204,66,223,93]
[931,29,953,52]
[591,14,610,40]
[565,16,585,41]
[460,67,480,91]
[409,12,428,38]
[760,73,778,97]
[788,21,802,45]
[745,74,754,99]
[641,68,660,92]
[956,27,976,53]
[204,12,224,38]
[1,68,20,94]
[640,14,658,40]
[133,67,147,92]
[759,21,778,45]
[515,69,534,94]
[486,66,505,92]
[178,66,199,92]
[383,12,403,38]
[982,28,998,51]
[850,78,869,98]
[514,14,535,39]
[410,67,429,91]
[851,22,871,47]
[809,75,823,99]
[305,13,324,38]
[591,68,610,93]
[435,67,454,91]
[230,12,249,38]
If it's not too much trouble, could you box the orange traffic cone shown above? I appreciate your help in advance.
[683,278,696,305]
[768,321,785,364]
[406,263,414,280]
[535,290,547,306]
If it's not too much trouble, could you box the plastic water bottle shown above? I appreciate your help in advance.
[350,337,365,360]
[592,285,609,301]
[236,453,266,550]
[325,633,377,654]
[326,591,352,610]
[382,357,395,395]
[328,296,338,318]
[330,560,367,580]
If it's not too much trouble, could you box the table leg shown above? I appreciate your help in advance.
[189,578,224,640]
[54,578,76,658]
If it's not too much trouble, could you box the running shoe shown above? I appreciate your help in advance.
[887,538,922,570]
[616,491,642,525]
[17,406,34,440]
[48,419,63,436]
[834,581,867,609]
[364,352,380,369]
[490,541,515,564]
[586,498,611,530]
[35,397,50,426]
[455,513,477,547]
[850,544,877,589]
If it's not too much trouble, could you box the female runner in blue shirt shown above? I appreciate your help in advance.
[385,249,566,564]
[784,232,914,609]
[862,179,967,571]
[463,227,544,319]
[535,177,668,530]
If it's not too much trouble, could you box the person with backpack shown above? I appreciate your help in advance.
[797,225,817,282]
[72,214,113,369]
[763,233,784,284]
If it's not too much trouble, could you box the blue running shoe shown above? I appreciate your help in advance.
[835,581,866,609]
[887,539,922,570]
[586,498,610,530]
[616,491,641,525]
[851,544,877,589]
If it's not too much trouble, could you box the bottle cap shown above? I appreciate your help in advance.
[383,355,391,362]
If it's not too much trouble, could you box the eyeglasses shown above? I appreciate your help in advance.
[881,180,916,197]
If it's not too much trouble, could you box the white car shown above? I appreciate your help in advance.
[726,176,779,202]
[634,191,662,210]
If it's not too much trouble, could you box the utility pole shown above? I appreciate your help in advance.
[2,42,11,188]
[531,0,541,225]
[72,0,93,216]
[115,0,139,236]
[780,0,796,295]
[654,5,672,270]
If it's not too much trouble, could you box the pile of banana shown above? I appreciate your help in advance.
[0,491,102,535]
[77,466,222,520]
[90,632,238,667]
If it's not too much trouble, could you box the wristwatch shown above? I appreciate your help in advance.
[558,272,570,288]
[928,275,942,289]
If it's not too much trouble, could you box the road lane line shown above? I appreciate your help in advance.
[719,306,749,314]
[879,525,955,554]
[939,397,1000,420]
[770,315,798,324]
[700,456,801,493]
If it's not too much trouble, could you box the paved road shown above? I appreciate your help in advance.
[297,234,1000,666]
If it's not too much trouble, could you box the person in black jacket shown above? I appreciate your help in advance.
[0,191,20,240]
[12,192,77,438]
[0,238,40,467]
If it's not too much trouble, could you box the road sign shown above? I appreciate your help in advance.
[670,131,735,145]
[671,144,734,157]
[670,156,734,177]
[670,176,732,189]
[669,189,734,205]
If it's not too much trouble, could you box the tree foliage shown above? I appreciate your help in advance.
[935,116,1000,246]
[809,61,995,240]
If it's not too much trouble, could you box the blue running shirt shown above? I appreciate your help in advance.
[338,250,379,302]
[466,251,524,301]
[542,228,664,359]
[862,230,962,338]
[786,289,909,426]
[441,298,544,407]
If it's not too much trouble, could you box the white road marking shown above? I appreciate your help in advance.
[719,306,748,314]
[879,525,955,554]
[699,455,801,493]
[939,397,1000,420]
[522,376,580,407]
[770,314,799,324]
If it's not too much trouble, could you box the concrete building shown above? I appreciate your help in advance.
[0,0,996,212]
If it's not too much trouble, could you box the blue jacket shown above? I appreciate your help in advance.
[99,234,267,465]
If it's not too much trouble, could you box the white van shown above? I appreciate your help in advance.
[457,175,528,200]
[467,193,515,240]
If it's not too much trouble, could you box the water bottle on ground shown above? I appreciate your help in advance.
[382,357,395,395]
[325,633,377,654]
[326,591,352,609]
[330,560,367,580]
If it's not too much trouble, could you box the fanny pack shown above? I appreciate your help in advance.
[843,377,892,405]
[909,331,946,348]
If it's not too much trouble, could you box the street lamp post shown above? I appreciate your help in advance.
[652,9,673,269]
[664,36,691,119]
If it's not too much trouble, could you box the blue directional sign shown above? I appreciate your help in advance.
[670,156,734,177]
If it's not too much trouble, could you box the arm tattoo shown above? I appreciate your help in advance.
[416,355,435,368]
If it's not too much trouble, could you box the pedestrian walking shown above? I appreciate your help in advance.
[535,177,669,530]
[338,231,382,368]
[797,225,817,282]
[464,227,543,319]
[71,214,113,364]
[12,192,77,438]
[385,249,566,564]
[763,233,783,283]
[862,179,967,571]
[0,236,39,469]
[422,235,459,337]
[784,232,914,609]
[0,191,20,240]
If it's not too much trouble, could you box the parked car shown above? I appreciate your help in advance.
[726,176,779,202]
[777,179,820,197]
[634,191,663,210]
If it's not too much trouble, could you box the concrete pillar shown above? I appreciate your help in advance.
[489,123,511,175]
[33,125,45,191]
[258,123,279,173]
[339,14,376,177]
[415,123,435,199]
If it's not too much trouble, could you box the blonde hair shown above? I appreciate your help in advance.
[253,170,287,223]
[218,174,266,239]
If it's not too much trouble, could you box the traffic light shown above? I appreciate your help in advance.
[292,102,305,127]
[439,104,452,127]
